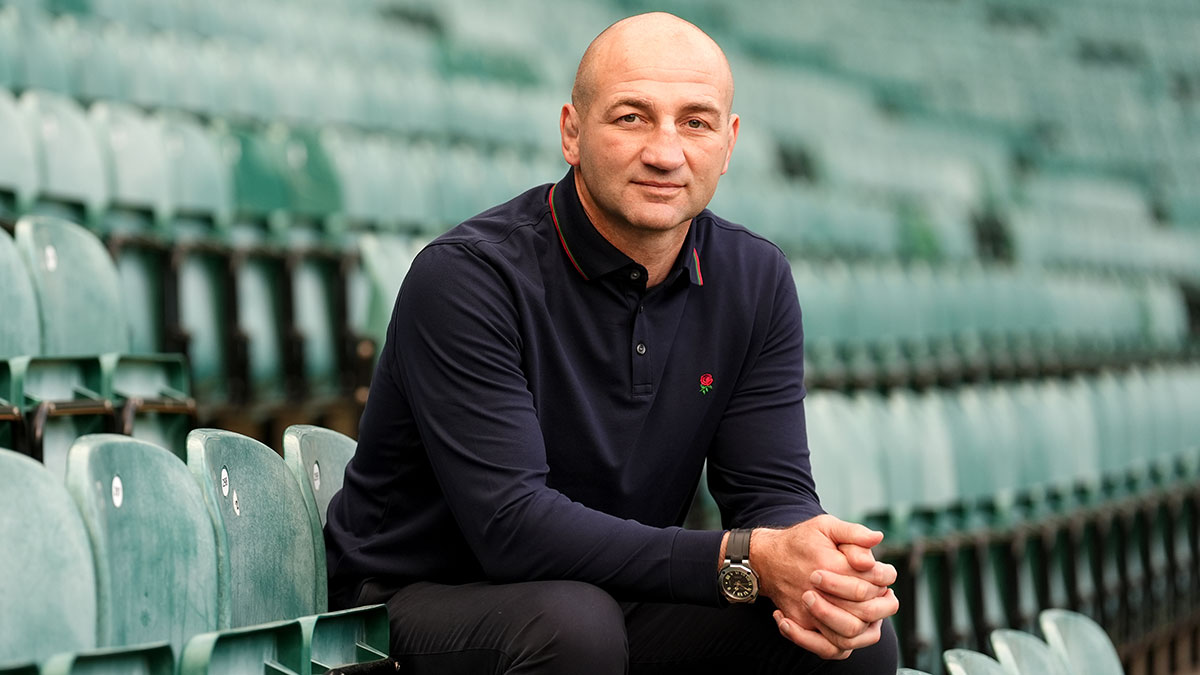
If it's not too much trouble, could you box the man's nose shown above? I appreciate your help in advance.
[640,123,686,171]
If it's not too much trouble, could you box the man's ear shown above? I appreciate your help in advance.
[720,113,740,175]
[560,104,582,167]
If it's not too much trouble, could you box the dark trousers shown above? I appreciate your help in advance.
[359,580,897,674]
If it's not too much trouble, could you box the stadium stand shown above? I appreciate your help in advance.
[1,0,1199,672]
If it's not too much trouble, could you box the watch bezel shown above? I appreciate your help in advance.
[718,562,759,603]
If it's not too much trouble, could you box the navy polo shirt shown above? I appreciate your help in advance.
[324,169,823,610]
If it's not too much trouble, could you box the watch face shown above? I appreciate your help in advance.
[719,565,758,602]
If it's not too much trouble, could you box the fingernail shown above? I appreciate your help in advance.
[803,591,816,607]
[811,571,823,586]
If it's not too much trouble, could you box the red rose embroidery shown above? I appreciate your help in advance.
[699,373,714,394]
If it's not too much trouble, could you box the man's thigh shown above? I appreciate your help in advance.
[360,579,628,675]
[624,601,898,674]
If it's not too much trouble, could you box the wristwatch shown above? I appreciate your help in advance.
[718,528,758,603]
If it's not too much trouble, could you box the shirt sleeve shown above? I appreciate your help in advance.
[390,243,725,605]
[705,254,826,529]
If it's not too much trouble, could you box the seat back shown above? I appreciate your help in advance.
[1038,609,1123,675]
[14,215,129,356]
[0,87,39,218]
[0,228,41,359]
[990,629,1070,675]
[18,91,108,225]
[943,648,1007,675]
[0,448,97,667]
[88,101,172,229]
[282,424,354,529]
[156,111,233,230]
[64,434,219,652]
[187,429,324,628]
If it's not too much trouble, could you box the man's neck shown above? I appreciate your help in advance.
[574,175,691,288]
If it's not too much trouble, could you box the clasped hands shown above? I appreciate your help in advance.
[750,515,899,660]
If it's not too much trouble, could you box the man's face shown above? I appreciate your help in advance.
[561,43,739,237]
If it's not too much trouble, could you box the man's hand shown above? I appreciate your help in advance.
[748,515,899,659]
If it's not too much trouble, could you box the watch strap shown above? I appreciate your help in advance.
[726,528,752,565]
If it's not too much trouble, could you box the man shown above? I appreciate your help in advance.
[325,12,899,674]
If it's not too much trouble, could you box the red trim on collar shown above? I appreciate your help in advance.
[548,184,589,281]
[692,247,704,286]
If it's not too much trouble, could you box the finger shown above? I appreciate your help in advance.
[823,517,884,549]
[804,601,886,651]
[774,610,852,660]
[803,590,869,640]
[810,570,886,603]
[814,587,901,625]
[837,543,877,572]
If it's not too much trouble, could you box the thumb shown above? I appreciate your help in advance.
[823,517,884,549]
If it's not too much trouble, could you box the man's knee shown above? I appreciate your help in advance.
[511,581,627,672]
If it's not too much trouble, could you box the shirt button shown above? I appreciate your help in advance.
[629,270,641,281]
[635,342,647,355]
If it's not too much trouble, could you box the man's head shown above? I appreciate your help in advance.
[560,12,739,240]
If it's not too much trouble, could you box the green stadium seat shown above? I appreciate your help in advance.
[943,648,1007,675]
[188,428,393,672]
[0,86,38,220]
[39,644,175,675]
[0,224,112,468]
[17,90,107,227]
[178,620,305,675]
[282,424,354,529]
[88,101,174,355]
[63,434,219,653]
[896,669,933,675]
[990,629,1070,675]
[156,111,238,405]
[11,10,71,95]
[186,428,324,628]
[0,448,97,669]
[0,9,16,90]
[15,216,194,460]
[1038,609,1122,675]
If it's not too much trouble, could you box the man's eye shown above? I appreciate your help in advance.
[620,114,638,123]
[687,119,707,129]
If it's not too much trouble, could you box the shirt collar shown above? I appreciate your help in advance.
[548,169,705,287]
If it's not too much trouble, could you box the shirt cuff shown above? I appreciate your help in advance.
[668,528,726,606]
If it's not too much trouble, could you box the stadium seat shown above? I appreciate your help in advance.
[17,90,107,227]
[0,86,38,221]
[282,424,354,529]
[15,215,194,459]
[897,669,933,675]
[0,223,112,468]
[63,434,219,653]
[156,110,238,405]
[943,648,1007,675]
[187,428,393,672]
[186,428,324,628]
[1038,609,1122,675]
[990,629,1070,675]
[88,101,174,355]
[0,448,97,669]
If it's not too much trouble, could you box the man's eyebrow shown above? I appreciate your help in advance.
[604,97,656,115]
[604,98,726,120]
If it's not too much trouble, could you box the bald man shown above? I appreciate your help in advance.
[324,12,898,674]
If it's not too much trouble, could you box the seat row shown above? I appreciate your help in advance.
[791,260,1191,387]
[898,608,1124,674]
[0,424,390,674]
[0,5,562,150]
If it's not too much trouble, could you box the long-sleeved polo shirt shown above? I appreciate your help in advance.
[324,169,823,611]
